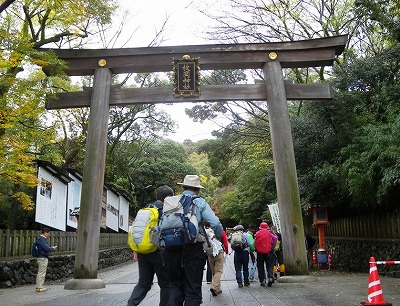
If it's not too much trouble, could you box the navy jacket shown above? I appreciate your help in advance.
[36,236,54,258]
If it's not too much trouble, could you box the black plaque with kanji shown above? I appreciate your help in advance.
[173,55,200,97]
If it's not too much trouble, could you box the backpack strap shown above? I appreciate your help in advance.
[179,194,197,213]
[147,201,163,221]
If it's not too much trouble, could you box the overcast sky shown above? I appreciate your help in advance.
[117,0,229,142]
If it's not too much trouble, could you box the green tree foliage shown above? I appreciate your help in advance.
[0,0,117,228]
[199,120,277,225]
[197,0,400,220]
[290,43,400,216]
[105,138,196,211]
[355,0,400,42]
[334,47,400,212]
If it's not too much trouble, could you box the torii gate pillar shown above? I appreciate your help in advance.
[64,68,111,290]
[264,61,308,275]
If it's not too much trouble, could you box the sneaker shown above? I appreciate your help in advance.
[206,281,211,284]
[244,281,250,286]
[267,278,273,287]
[36,288,48,292]
[210,288,218,296]
[238,283,243,288]
[260,280,266,287]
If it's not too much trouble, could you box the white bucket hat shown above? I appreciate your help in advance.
[177,175,204,189]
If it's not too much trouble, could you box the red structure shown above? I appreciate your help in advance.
[311,207,329,249]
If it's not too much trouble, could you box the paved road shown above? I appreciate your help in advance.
[1,254,399,306]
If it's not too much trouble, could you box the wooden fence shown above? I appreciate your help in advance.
[0,230,128,260]
[305,214,400,240]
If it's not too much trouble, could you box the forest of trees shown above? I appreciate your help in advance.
[1,0,399,230]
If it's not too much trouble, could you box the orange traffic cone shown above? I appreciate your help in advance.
[359,257,392,306]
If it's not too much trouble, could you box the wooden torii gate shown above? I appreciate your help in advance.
[45,35,347,289]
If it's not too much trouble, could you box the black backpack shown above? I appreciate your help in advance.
[31,239,40,257]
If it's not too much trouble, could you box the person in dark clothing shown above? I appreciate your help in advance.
[35,228,56,292]
[206,257,212,284]
[305,233,316,268]
[204,222,212,284]
[231,224,252,288]
[166,175,223,306]
[271,225,285,278]
[127,185,174,306]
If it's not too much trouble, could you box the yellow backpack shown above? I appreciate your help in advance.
[129,206,160,254]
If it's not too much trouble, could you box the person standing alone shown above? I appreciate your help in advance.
[35,228,57,292]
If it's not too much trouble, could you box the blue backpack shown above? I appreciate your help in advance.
[159,194,200,250]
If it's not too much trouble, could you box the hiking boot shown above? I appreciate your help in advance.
[238,283,243,288]
[260,280,266,287]
[244,281,250,286]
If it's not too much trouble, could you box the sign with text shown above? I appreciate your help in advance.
[118,196,129,232]
[106,189,119,232]
[66,172,82,229]
[268,203,281,233]
[173,55,200,97]
[36,167,67,231]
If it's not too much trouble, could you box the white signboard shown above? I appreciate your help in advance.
[118,196,129,233]
[35,167,67,231]
[66,172,82,229]
[106,190,119,232]
[268,203,281,233]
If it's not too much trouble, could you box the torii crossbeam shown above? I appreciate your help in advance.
[44,35,347,289]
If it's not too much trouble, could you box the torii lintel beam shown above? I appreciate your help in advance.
[46,83,333,110]
[42,35,347,76]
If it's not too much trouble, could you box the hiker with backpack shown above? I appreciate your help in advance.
[161,174,223,306]
[203,223,229,297]
[231,224,252,288]
[127,185,174,306]
[254,222,278,287]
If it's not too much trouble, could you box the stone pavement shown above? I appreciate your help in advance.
[1,253,399,306]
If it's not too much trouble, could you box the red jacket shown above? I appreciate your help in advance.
[221,231,229,254]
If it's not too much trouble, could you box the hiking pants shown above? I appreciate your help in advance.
[127,250,170,306]
[167,242,206,306]
[256,252,275,282]
[234,250,249,284]
[208,251,224,292]
[36,258,48,289]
